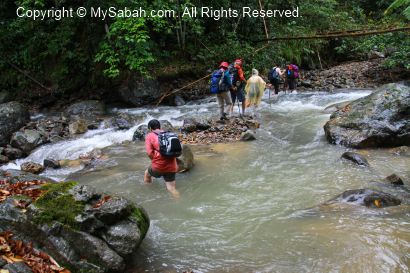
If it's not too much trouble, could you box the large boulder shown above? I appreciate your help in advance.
[132,125,148,141]
[177,144,195,172]
[0,181,149,273]
[117,76,161,106]
[326,188,402,208]
[324,83,410,148]
[64,100,105,121]
[0,102,30,146]
[10,129,45,155]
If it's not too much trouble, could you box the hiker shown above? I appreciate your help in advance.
[245,69,266,116]
[286,63,299,92]
[268,64,284,95]
[210,61,233,120]
[229,59,246,116]
[144,119,180,198]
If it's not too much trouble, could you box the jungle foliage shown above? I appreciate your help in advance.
[0,0,408,95]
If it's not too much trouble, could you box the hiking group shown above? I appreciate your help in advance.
[211,60,300,119]
[143,61,300,198]
[268,63,299,94]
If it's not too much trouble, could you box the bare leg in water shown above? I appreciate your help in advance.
[165,181,180,199]
[144,169,152,184]
[144,170,180,198]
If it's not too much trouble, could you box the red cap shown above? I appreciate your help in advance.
[235,59,242,65]
[219,62,229,69]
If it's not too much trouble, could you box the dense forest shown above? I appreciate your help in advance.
[0,0,409,103]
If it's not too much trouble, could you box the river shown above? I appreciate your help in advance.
[2,90,410,273]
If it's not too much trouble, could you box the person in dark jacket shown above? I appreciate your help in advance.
[216,61,233,120]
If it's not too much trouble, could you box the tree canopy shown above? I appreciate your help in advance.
[0,0,408,96]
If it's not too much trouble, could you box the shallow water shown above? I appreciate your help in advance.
[3,90,410,273]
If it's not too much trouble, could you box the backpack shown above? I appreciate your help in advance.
[228,64,239,85]
[291,64,299,79]
[154,131,182,158]
[286,65,295,79]
[210,69,226,94]
[268,67,280,82]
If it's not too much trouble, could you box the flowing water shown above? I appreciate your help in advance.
[3,90,410,273]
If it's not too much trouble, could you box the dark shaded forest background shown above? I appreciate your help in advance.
[0,0,409,104]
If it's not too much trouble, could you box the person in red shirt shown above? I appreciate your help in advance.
[144,119,179,198]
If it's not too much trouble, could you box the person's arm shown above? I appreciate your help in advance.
[145,133,155,160]
[238,68,246,82]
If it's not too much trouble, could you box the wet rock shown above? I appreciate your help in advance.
[43,158,61,169]
[0,179,149,273]
[60,227,125,272]
[75,213,105,234]
[323,101,351,114]
[117,77,161,107]
[182,118,198,133]
[384,174,404,186]
[92,198,133,225]
[159,120,175,132]
[64,100,105,120]
[177,144,194,172]
[70,185,101,203]
[328,189,401,208]
[324,83,410,148]
[132,125,148,141]
[20,162,44,174]
[245,119,260,130]
[300,80,314,88]
[240,130,256,141]
[0,198,27,222]
[2,169,56,184]
[0,101,30,146]
[341,152,369,167]
[3,262,33,273]
[49,135,64,143]
[0,155,9,164]
[68,118,88,135]
[100,220,141,257]
[174,95,186,106]
[182,118,210,132]
[10,129,44,155]
[3,147,24,160]
[113,117,132,130]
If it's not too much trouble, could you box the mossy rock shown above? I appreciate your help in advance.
[130,207,150,239]
[33,181,85,229]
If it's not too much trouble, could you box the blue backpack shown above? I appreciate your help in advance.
[210,69,225,94]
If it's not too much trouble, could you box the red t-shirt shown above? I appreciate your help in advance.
[145,130,177,173]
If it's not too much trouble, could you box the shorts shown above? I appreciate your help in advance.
[148,166,176,182]
[230,85,245,103]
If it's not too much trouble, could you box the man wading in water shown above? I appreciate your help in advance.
[144,119,180,198]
